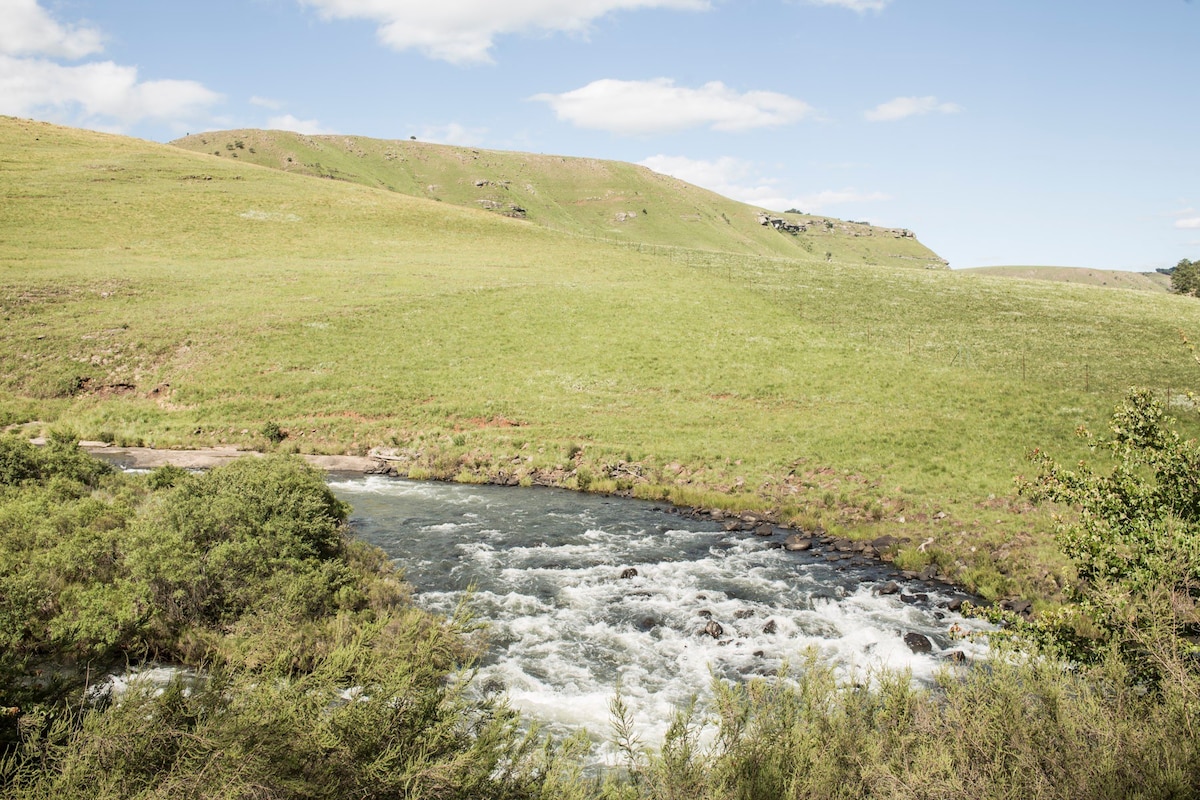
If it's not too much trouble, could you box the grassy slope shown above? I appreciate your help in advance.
[170,128,946,268]
[5,116,1200,599]
[961,265,1172,292]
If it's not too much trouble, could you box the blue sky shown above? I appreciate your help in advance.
[2,0,1197,270]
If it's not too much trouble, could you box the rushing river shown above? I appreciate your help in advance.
[331,475,991,746]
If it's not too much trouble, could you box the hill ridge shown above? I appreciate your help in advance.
[170,128,948,268]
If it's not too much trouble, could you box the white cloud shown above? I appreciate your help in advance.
[250,95,285,110]
[804,0,891,10]
[1176,218,1200,230]
[417,122,487,146]
[865,95,962,122]
[533,78,813,135]
[267,114,337,135]
[0,55,221,128]
[298,0,709,64]
[0,2,221,134]
[638,154,889,213]
[0,0,103,58]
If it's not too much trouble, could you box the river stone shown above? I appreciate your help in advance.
[784,534,812,551]
[698,609,713,619]
[620,567,638,580]
[944,650,968,664]
[903,632,933,654]
[762,619,778,634]
[734,609,755,619]
[875,581,900,595]
[754,523,774,537]
[703,620,724,638]
[871,534,901,551]
[636,617,658,632]
[945,598,965,612]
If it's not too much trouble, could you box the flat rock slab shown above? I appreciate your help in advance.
[77,444,389,474]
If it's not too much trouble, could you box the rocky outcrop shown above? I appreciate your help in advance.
[756,212,806,234]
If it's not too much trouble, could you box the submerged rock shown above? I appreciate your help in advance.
[702,620,724,638]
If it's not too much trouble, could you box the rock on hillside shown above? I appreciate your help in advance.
[171,128,947,269]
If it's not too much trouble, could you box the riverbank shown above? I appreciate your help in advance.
[71,439,1002,613]
[61,440,395,474]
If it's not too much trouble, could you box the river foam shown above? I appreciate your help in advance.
[332,476,991,747]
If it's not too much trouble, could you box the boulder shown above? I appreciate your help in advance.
[870,535,900,551]
[944,650,968,664]
[754,524,775,537]
[784,534,812,551]
[762,619,778,635]
[903,632,933,654]
[875,581,900,595]
[703,620,724,639]
[619,567,638,580]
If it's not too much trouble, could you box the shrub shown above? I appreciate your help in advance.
[261,420,286,444]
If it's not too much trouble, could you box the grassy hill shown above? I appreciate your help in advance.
[960,265,1172,292]
[170,128,947,268]
[5,115,1200,599]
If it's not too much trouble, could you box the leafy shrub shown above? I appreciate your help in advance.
[261,420,286,444]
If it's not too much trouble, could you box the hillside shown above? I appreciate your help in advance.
[170,128,947,268]
[5,116,1200,600]
[960,265,1172,292]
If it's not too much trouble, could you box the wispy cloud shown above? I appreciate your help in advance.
[250,95,284,110]
[803,0,891,10]
[417,122,487,146]
[865,95,961,122]
[297,0,710,64]
[1176,218,1200,230]
[638,154,889,213]
[533,78,814,135]
[0,1,220,133]
[267,114,336,135]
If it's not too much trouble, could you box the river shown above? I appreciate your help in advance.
[331,475,991,748]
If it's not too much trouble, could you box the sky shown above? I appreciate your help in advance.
[1,0,1198,271]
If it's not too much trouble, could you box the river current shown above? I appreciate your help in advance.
[331,475,991,746]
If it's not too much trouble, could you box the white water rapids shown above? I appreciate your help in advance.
[332,476,992,748]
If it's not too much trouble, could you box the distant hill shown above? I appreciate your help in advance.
[170,129,947,268]
[959,265,1172,293]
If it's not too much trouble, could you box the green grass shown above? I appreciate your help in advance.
[960,264,1172,292]
[4,116,1200,599]
[170,128,947,268]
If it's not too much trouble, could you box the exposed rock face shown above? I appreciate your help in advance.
[756,212,806,234]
